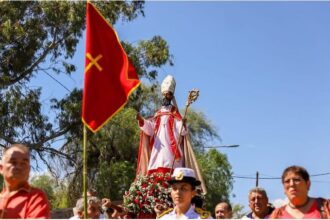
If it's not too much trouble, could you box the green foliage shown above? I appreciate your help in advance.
[0,1,144,88]
[197,149,233,211]
[127,84,162,116]
[138,36,173,68]
[31,175,55,205]
[53,187,70,209]
[65,107,141,206]
[30,174,69,209]
[96,160,136,201]
[232,203,247,219]
[0,85,55,162]
[122,35,173,83]
[186,110,220,152]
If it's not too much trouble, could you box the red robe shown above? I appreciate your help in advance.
[136,105,207,193]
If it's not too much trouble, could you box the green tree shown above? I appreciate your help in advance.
[0,1,144,88]
[0,1,150,167]
[30,175,55,207]
[232,203,247,219]
[30,174,69,209]
[64,107,141,203]
[186,110,220,152]
[96,160,136,201]
[197,149,233,211]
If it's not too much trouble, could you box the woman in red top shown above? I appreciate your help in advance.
[270,165,330,219]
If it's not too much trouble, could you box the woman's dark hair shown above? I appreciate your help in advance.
[281,165,310,183]
[191,195,204,208]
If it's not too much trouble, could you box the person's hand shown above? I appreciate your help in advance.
[136,112,144,126]
[102,198,112,208]
[154,203,165,216]
[112,205,127,218]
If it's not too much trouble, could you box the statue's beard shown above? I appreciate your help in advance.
[162,97,172,106]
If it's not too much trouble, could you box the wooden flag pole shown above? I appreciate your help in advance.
[170,89,199,171]
[83,125,88,219]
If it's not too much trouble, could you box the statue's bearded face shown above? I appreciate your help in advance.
[162,92,173,106]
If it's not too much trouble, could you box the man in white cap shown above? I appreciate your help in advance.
[158,167,211,219]
[136,75,187,175]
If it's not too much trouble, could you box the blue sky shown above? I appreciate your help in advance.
[33,1,330,211]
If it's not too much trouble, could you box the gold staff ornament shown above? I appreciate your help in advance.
[170,89,200,170]
[186,89,199,107]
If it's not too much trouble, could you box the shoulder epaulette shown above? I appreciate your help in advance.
[157,208,173,219]
[195,207,211,219]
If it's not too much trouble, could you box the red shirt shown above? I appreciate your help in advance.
[0,182,50,218]
[279,200,322,219]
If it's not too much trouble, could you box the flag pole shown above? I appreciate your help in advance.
[83,125,88,219]
[82,2,140,218]
[170,89,199,171]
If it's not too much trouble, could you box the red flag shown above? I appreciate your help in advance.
[82,2,140,132]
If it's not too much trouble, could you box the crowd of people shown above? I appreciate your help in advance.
[0,144,329,219]
[63,165,330,219]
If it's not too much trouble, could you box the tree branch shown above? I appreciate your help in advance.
[0,36,64,88]
[0,124,76,163]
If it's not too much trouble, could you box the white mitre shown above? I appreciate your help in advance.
[161,75,176,95]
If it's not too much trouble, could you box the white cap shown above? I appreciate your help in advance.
[161,75,176,95]
[169,167,201,186]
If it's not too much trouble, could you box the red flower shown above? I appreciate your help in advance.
[124,171,173,214]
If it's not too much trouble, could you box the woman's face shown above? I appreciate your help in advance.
[283,171,310,203]
[171,182,196,210]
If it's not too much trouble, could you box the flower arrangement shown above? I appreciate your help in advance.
[123,171,173,214]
